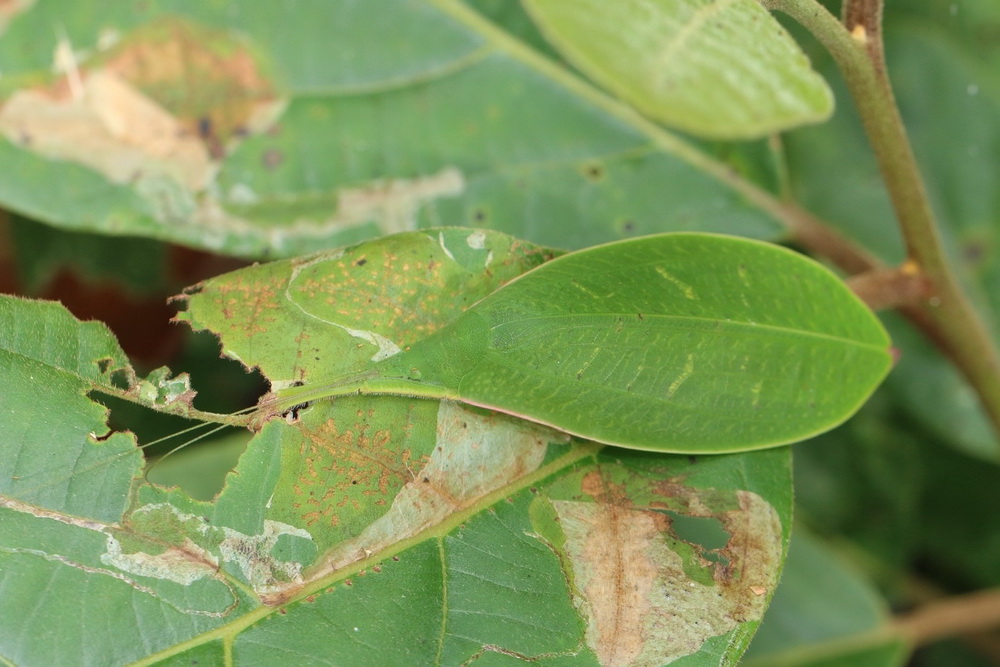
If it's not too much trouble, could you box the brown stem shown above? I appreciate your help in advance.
[781,202,881,275]
[894,588,1000,647]
[765,0,1000,441]
[842,0,885,66]
[846,263,928,311]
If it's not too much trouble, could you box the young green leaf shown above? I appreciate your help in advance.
[262,233,892,453]
[523,0,833,138]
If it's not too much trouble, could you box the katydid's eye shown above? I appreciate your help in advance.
[408,368,422,380]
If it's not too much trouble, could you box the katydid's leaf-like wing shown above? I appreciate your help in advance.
[300,233,890,453]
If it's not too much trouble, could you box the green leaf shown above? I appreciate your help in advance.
[792,392,924,567]
[0,0,783,257]
[264,232,891,453]
[0,232,794,664]
[522,0,833,139]
[911,436,1000,588]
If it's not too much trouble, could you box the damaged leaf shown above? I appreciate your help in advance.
[535,464,784,666]
[1,230,793,665]
[0,17,282,192]
[0,1,783,256]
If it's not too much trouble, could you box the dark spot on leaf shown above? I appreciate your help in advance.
[278,608,287,614]
[373,565,382,573]
[580,160,606,182]
[637,312,644,321]
[355,258,368,266]
[423,477,430,483]
[472,207,488,223]
[392,556,400,561]
[619,219,636,234]
[688,455,698,464]
[96,358,114,374]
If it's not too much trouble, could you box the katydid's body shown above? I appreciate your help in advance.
[255,233,891,454]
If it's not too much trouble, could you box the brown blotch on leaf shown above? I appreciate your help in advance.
[100,17,282,155]
[0,16,284,191]
[552,466,783,666]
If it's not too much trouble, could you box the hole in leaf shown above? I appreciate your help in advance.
[665,511,731,569]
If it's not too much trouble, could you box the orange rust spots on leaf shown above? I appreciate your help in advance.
[288,417,424,530]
